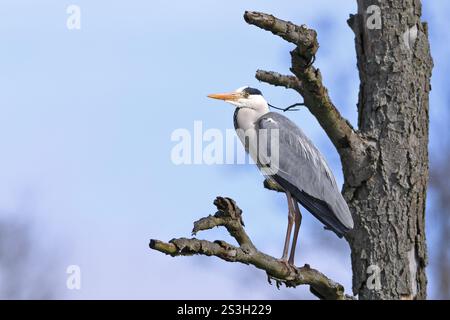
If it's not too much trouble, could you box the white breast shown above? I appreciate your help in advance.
[235,108,262,164]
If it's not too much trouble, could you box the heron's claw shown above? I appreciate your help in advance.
[265,258,298,289]
[266,273,272,285]
[278,258,297,273]
[266,273,283,290]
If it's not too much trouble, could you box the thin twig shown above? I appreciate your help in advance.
[268,102,305,112]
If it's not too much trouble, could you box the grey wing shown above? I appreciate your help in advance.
[256,112,354,237]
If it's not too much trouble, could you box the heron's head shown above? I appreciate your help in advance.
[207,86,269,112]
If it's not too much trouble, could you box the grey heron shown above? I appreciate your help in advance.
[208,86,353,266]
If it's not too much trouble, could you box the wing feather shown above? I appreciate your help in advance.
[256,112,354,236]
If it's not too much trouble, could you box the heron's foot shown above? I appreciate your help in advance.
[266,273,284,290]
[277,258,297,273]
[266,259,298,289]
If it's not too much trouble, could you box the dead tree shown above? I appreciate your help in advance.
[151,1,433,300]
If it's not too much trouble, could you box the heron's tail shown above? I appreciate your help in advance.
[272,175,352,238]
[294,190,351,238]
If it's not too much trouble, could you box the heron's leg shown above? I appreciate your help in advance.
[281,191,295,261]
[288,200,302,265]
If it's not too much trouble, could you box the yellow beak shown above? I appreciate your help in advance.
[207,92,241,101]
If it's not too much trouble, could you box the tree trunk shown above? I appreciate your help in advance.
[345,0,433,299]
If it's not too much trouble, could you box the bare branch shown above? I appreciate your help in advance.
[256,70,302,91]
[246,11,366,158]
[244,11,318,64]
[150,197,354,300]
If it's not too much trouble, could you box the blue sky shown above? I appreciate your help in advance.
[0,0,448,299]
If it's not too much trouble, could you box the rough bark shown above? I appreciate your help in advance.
[345,0,432,299]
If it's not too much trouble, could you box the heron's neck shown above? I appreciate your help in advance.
[234,107,269,132]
